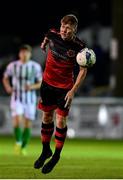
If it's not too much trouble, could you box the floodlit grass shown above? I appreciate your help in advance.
[0,136,123,178]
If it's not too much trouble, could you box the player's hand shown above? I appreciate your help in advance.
[6,86,13,94]
[64,90,74,108]
[25,84,31,91]
[41,43,46,53]
[41,37,49,53]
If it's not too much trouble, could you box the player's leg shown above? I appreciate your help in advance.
[11,101,24,154]
[12,115,23,154]
[41,111,54,152]
[21,118,32,155]
[34,110,54,169]
[54,114,67,156]
[34,81,57,169]
[42,88,69,174]
[13,115,22,144]
[21,103,36,155]
[42,113,67,174]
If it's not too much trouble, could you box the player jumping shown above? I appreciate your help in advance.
[3,45,42,155]
[34,14,87,173]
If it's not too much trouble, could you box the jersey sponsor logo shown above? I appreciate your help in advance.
[67,50,75,58]
[51,50,67,60]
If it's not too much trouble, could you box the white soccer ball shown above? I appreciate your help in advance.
[76,48,96,67]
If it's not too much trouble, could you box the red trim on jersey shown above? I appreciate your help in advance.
[43,50,74,89]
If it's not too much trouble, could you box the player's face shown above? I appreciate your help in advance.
[60,23,76,40]
[19,50,31,62]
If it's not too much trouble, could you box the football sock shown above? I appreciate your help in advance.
[34,122,54,169]
[21,128,31,148]
[41,122,54,151]
[54,126,67,156]
[41,126,67,174]
[14,127,22,144]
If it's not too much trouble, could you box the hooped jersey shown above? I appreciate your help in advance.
[43,29,86,89]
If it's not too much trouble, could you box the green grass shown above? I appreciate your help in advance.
[0,136,123,179]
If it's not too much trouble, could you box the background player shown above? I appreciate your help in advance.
[3,45,42,155]
[34,14,87,173]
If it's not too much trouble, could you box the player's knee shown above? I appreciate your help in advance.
[13,116,21,127]
[56,114,67,128]
[42,111,54,124]
[24,119,32,128]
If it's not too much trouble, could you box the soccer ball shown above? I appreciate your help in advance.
[76,48,96,67]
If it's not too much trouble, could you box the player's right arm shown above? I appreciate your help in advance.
[41,37,49,52]
[2,63,13,94]
[40,29,56,52]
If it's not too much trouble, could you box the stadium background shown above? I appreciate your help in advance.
[0,0,123,178]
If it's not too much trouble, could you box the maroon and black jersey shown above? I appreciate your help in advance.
[43,29,86,89]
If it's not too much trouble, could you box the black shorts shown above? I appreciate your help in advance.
[38,81,70,116]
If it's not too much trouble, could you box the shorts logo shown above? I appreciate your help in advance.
[67,50,75,57]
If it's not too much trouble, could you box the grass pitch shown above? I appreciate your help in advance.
[0,136,123,179]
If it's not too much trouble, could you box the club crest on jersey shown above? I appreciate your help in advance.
[67,50,75,57]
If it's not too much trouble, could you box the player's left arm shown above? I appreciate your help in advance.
[40,29,56,52]
[64,66,87,107]
[25,81,42,91]
[41,37,49,52]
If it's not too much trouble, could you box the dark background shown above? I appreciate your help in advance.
[0,0,114,97]
[0,0,111,56]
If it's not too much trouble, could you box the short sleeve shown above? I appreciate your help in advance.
[4,62,13,77]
